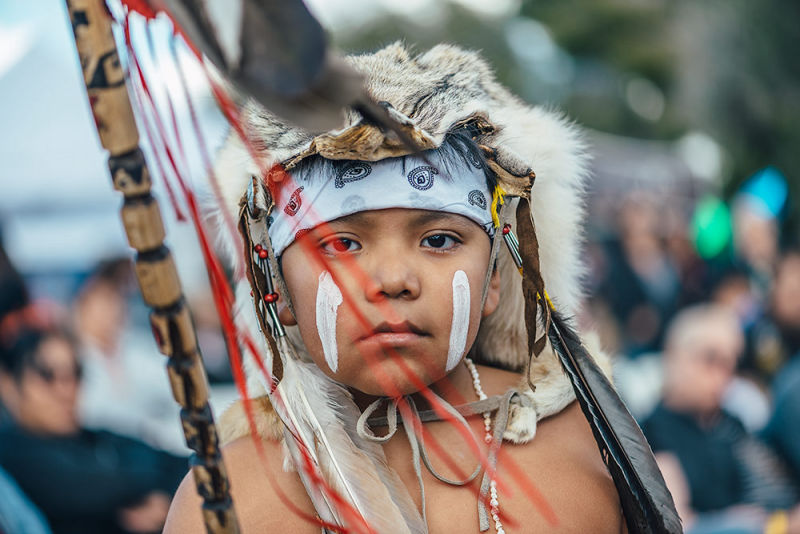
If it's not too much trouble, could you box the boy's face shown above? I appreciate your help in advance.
[279,208,500,396]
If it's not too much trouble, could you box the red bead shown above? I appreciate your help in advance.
[502,224,511,235]
[254,244,263,253]
[263,293,279,303]
[258,250,268,259]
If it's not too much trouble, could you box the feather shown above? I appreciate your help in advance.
[239,204,423,532]
[266,338,426,534]
[513,199,681,533]
[546,310,682,534]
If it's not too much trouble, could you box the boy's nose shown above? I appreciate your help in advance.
[365,255,421,302]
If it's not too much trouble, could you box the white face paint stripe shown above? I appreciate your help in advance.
[316,271,343,373]
[447,270,471,372]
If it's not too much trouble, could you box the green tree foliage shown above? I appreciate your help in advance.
[330,0,799,239]
[523,0,799,240]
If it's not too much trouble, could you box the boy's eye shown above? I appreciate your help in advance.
[421,234,459,250]
[321,238,361,254]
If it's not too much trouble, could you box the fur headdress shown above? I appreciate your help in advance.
[215,43,679,534]
[217,42,589,442]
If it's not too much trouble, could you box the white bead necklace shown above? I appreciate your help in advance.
[464,358,505,534]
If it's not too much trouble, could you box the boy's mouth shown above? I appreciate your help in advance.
[358,321,429,346]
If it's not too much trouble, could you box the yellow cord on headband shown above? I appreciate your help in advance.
[491,185,506,228]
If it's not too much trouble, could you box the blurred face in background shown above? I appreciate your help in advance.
[772,253,800,330]
[619,193,660,246]
[712,274,759,327]
[0,335,81,435]
[733,199,779,272]
[75,281,126,356]
[663,309,742,416]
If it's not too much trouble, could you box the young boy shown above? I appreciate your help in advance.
[165,43,629,533]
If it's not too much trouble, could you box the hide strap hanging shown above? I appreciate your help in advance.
[514,198,551,362]
[238,206,284,384]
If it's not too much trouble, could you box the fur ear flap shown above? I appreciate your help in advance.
[502,333,612,444]
[219,396,283,445]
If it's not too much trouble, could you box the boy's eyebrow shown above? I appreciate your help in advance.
[330,211,371,226]
[407,210,468,227]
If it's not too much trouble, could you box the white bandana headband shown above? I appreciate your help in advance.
[268,152,496,257]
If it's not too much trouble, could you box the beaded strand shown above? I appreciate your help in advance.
[464,358,505,534]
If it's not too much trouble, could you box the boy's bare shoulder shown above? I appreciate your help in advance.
[476,364,625,533]
[166,367,625,533]
[500,401,625,532]
[164,436,317,534]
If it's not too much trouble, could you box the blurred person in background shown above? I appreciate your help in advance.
[708,270,771,432]
[0,463,52,534]
[0,238,52,534]
[74,258,186,454]
[664,203,711,309]
[704,195,782,306]
[1,234,30,426]
[642,305,800,534]
[763,250,800,489]
[747,251,800,383]
[187,292,232,384]
[0,230,29,324]
[0,321,186,534]
[598,192,680,356]
[712,270,762,342]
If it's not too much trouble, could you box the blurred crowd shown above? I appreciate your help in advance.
[584,171,800,533]
[0,247,188,534]
[1,168,798,534]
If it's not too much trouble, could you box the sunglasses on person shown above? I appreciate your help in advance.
[695,346,739,373]
[29,362,83,384]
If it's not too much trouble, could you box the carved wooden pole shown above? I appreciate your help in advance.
[64,2,240,532]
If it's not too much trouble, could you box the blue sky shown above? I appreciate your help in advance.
[0,0,226,289]
[0,0,519,281]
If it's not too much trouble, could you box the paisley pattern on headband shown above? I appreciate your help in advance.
[468,189,487,209]
[284,186,304,216]
[335,162,372,189]
[267,152,494,257]
[407,166,438,191]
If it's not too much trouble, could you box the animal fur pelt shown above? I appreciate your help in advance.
[215,42,589,367]
[215,41,597,448]
[212,42,640,531]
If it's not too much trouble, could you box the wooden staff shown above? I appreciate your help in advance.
[64,2,240,532]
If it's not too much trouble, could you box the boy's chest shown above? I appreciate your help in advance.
[376,417,624,534]
[378,465,623,534]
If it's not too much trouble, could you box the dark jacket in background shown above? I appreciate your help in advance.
[643,404,747,512]
[764,355,800,486]
[0,424,187,534]
[643,403,797,515]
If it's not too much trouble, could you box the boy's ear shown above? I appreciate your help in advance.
[277,300,297,326]
[482,268,501,317]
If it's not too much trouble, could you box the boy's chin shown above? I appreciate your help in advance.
[335,360,447,398]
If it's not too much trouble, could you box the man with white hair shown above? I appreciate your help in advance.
[764,252,800,488]
[642,304,800,534]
